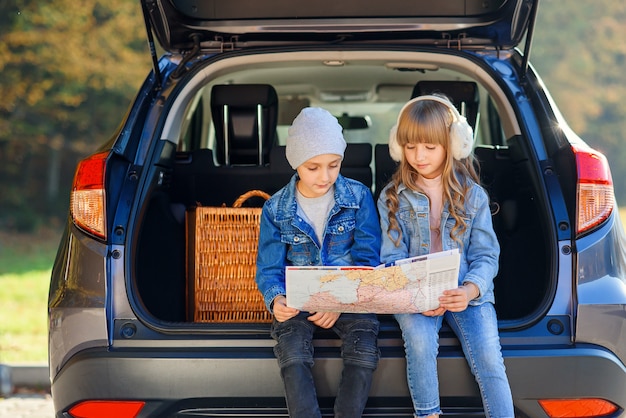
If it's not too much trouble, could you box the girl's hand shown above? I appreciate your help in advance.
[422,307,446,316]
[272,295,300,322]
[307,311,340,329]
[438,283,479,312]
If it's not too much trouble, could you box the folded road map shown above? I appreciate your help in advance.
[286,249,460,314]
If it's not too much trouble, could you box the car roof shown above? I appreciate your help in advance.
[141,0,538,53]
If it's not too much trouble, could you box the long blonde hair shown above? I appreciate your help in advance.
[384,96,480,247]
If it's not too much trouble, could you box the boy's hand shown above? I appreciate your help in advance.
[307,311,340,328]
[272,295,300,322]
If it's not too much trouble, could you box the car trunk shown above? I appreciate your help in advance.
[135,146,551,323]
[131,0,546,327]
[130,58,553,329]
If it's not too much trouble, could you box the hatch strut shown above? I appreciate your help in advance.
[521,0,540,80]
[141,0,162,90]
[170,34,201,81]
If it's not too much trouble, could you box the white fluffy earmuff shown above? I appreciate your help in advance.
[388,95,474,162]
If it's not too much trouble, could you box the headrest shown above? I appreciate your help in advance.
[411,81,479,132]
[211,84,278,165]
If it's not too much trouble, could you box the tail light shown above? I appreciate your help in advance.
[68,400,145,418]
[70,151,109,239]
[539,398,619,417]
[574,144,615,236]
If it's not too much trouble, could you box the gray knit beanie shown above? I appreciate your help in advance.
[285,107,346,169]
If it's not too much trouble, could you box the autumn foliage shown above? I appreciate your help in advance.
[1,0,625,230]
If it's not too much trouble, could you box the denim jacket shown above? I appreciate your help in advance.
[256,174,381,311]
[377,179,499,305]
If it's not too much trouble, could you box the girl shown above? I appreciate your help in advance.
[377,95,514,418]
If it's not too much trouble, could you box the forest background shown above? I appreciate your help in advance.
[1,0,626,232]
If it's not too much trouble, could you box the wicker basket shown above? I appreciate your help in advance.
[186,190,273,323]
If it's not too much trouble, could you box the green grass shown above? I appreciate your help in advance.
[0,227,61,364]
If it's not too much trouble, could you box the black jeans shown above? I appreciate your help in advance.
[271,312,380,418]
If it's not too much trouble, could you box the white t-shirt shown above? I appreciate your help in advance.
[296,186,335,245]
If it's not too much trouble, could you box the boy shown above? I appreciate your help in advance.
[255,107,381,418]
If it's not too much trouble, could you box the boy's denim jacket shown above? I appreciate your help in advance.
[377,179,499,306]
[256,174,381,312]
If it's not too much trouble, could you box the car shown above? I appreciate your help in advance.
[48,0,626,417]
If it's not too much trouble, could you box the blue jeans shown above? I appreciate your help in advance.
[395,303,514,418]
[271,312,380,418]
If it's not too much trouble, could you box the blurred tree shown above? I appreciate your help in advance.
[1,0,626,232]
[533,0,626,203]
[0,0,150,230]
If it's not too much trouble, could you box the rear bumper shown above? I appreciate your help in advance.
[502,345,626,417]
[51,343,626,418]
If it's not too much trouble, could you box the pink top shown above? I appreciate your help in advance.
[416,174,444,253]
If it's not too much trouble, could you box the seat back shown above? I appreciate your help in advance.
[473,145,517,233]
[211,84,278,166]
[411,81,480,132]
[342,143,373,189]
[374,144,399,202]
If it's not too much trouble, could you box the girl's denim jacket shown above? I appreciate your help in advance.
[377,179,499,306]
[256,174,381,311]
